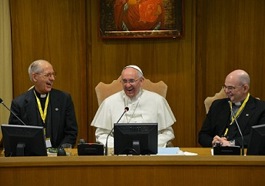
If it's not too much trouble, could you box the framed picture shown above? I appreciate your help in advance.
[100,0,184,39]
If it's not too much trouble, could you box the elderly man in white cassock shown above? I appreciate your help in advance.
[91,65,176,148]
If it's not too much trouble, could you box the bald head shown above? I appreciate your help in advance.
[224,69,250,103]
[225,69,250,86]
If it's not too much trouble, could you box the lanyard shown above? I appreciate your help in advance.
[223,93,250,137]
[34,91,50,124]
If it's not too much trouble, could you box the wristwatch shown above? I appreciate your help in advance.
[229,139,235,146]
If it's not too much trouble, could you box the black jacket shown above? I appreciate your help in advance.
[199,96,265,147]
[9,88,78,147]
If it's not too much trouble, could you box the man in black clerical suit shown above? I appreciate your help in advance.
[199,69,265,148]
[9,59,78,148]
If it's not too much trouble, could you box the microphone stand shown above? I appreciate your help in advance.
[229,101,245,156]
[104,107,129,156]
[0,98,26,125]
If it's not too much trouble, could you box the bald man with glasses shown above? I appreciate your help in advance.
[199,69,265,148]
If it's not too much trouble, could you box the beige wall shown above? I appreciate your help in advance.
[8,0,265,147]
[0,0,12,141]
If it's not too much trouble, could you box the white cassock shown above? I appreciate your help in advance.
[91,89,176,148]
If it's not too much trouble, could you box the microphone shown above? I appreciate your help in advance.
[0,98,27,125]
[228,101,244,156]
[104,107,129,156]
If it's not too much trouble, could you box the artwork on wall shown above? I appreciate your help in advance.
[100,0,184,39]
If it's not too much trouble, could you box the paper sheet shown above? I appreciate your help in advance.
[157,147,198,156]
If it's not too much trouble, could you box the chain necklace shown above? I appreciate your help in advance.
[124,90,143,123]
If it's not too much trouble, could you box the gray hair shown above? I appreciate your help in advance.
[28,60,45,82]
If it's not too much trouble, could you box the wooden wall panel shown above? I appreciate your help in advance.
[196,0,265,145]
[8,0,197,147]
[10,0,88,143]
[10,0,265,148]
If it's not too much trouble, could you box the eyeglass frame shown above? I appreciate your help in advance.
[36,72,56,78]
[121,78,141,85]
[222,84,244,91]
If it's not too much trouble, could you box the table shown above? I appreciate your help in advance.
[0,148,265,185]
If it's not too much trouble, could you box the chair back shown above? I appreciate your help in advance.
[95,76,168,106]
[204,88,227,113]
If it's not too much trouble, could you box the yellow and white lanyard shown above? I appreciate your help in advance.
[34,91,50,124]
[223,93,250,137]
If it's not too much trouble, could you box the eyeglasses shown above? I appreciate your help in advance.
[222,85,243,91]
[38,72,56,78]
[121,78,139,84]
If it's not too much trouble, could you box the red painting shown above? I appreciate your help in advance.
[100,0,184,39]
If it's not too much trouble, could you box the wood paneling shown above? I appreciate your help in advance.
[1,148,265,186]
[9,0,265,148]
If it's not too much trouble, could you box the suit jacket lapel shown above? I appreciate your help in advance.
[49,90,61,142]
[237,96,255,132]
[218,101,231,135]
[24,89,40,126]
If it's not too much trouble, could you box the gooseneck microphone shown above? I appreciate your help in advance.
[104,107,129,156]
[228,101,244,156]
[0,98,27,125]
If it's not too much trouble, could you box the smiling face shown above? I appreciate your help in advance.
[223,70,250,103]
[121,67,144,98]
[30,60,55,94]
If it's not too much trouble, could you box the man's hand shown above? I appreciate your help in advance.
[212,135,231,147]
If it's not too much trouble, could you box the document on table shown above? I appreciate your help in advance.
[157,147,180,155]
[157,147,198,156]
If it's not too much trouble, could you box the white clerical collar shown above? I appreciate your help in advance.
[34,89,48,99]
[234,102,241,106]
[40,94,47,98]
